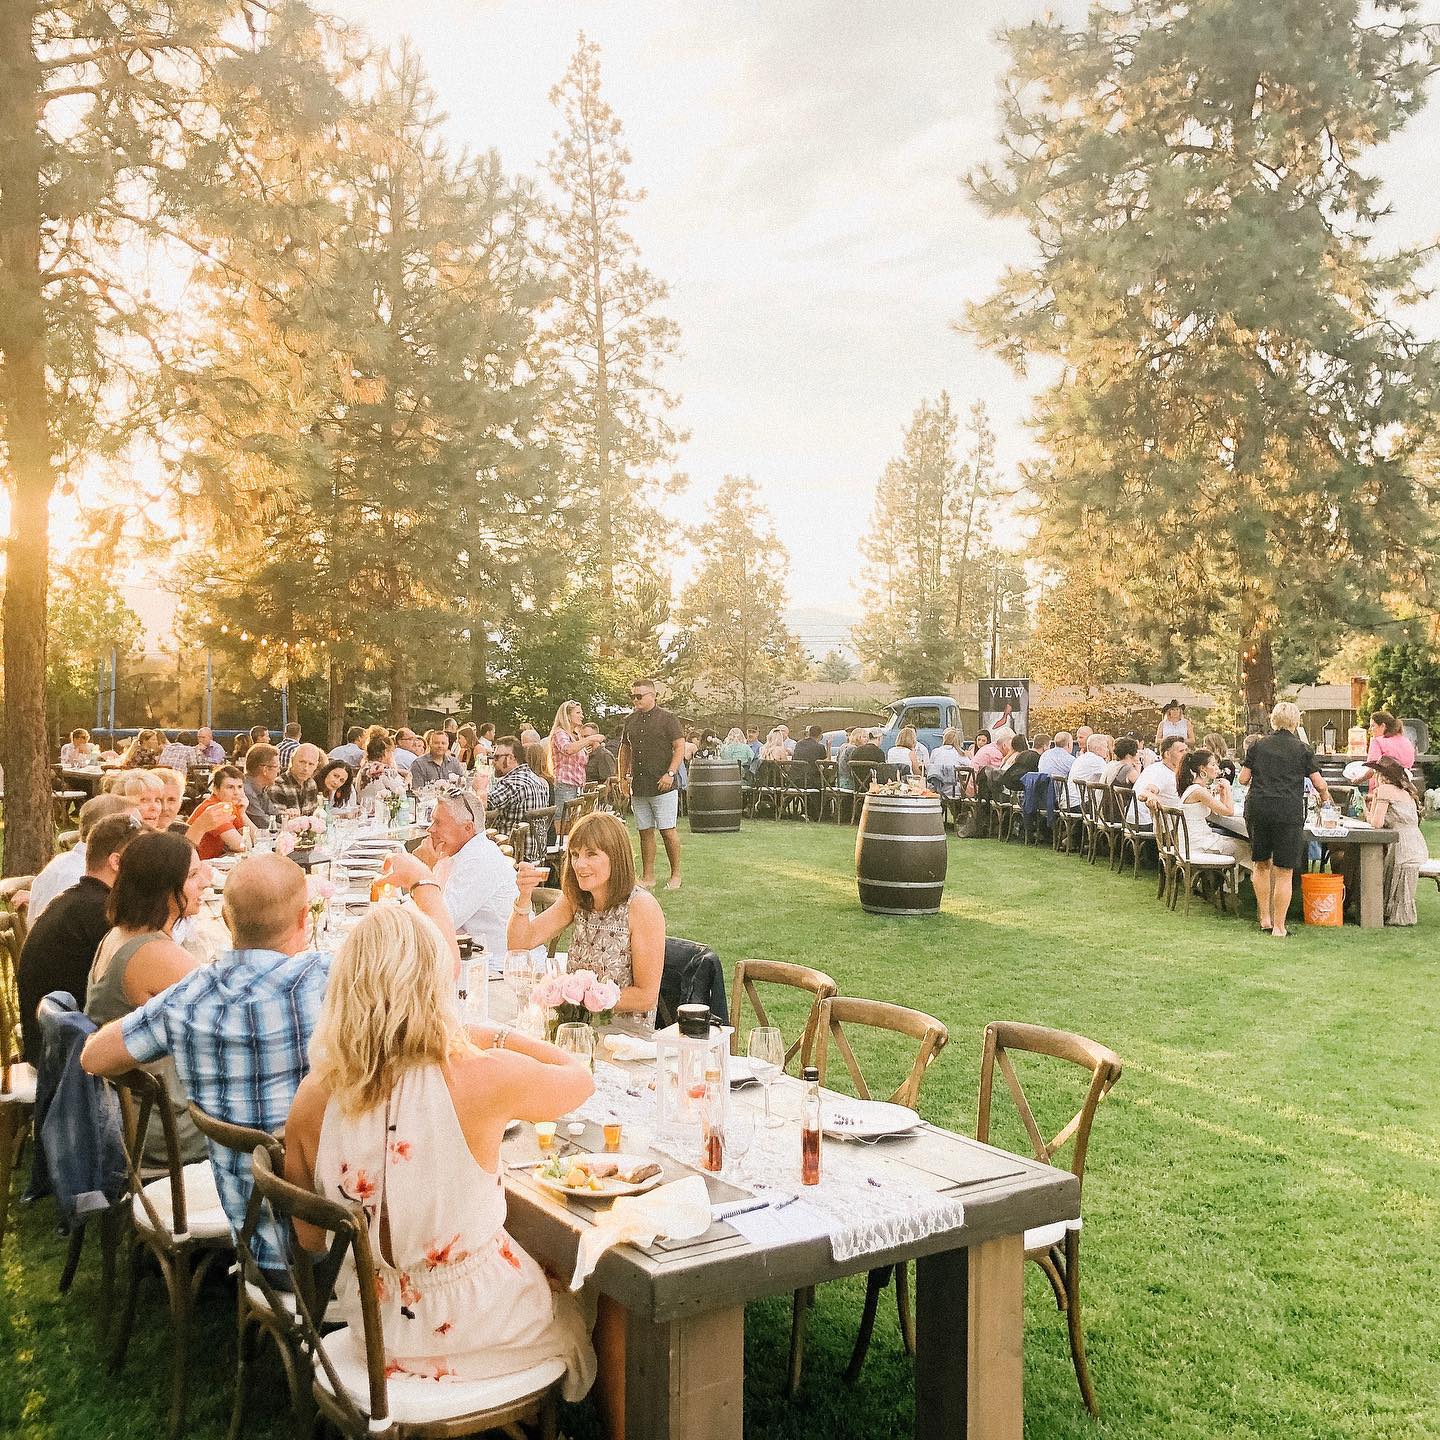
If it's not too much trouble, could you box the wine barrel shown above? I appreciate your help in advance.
[855,794,947,915]
[688,757,744,834]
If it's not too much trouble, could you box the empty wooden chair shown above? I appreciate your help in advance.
[248,1148,566,1439]
[728,957,837,1073]
[794,996,949,1392]
[976,1021,1122,1416]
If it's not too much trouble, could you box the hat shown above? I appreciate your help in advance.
[1342,760,1370,782]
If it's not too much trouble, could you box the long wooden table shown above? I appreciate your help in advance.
[1210,813,1397,927]
[499,1069,1077,1440]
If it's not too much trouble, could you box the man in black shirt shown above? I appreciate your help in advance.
[619,678,686,891]
[999,734,1042,793]
[582,723,617,784]
[17,813,139,1064]
[791,725,829,819]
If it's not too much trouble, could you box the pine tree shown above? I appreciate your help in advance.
[673,479,808,724]
[968,0,1440,729]
[546,32,685,629]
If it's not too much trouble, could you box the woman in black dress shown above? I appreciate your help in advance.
[1237,702,1332,937]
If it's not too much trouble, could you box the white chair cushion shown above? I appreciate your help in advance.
[315,1325,566,1425]
[1,1064,37,1105]
[1419,859,1440,877]
[1182,853,1238,867]
[1024,1216,1082,1252]
[134,1162,232,1241]
[244,1279,298,1316]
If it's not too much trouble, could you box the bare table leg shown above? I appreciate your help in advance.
[916,1234,1024,1440]
[625,1303,744,1440]
[1359,846,1386,929]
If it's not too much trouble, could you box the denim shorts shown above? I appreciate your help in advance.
[632,789,679,831]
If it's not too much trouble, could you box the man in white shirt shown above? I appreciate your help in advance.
[1135,735,1187,824]
[1067,733,1112,808]
[329,726,366,767]
[398,789,517,961]
[28,793,138,920]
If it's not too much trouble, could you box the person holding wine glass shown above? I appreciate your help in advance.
[508,812,663,1038]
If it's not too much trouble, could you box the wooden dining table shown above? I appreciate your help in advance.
[1210,812,1397,927]
[498,1061,1078,1440]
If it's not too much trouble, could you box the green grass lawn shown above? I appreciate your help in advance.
[4,817,1439,1438]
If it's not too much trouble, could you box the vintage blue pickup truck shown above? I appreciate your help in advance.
[824,695,964,756]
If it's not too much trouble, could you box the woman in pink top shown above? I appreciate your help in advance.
[548,700,603,813]
[1366,710,1416,778]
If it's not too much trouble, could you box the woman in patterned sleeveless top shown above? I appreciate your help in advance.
[508,812,664,1036]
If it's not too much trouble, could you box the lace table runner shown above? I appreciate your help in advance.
[576,1065,965,1264]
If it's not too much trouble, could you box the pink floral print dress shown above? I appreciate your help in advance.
[314,1064,595,1399]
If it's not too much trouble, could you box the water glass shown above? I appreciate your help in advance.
[505,949,538,1011]
[748,1027,784,1128]
[724,1107,756,1181]
[555,1022,595,1072]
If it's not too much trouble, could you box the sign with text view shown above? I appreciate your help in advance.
[980,679,1029,739]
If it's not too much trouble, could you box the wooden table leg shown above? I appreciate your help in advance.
[625,1303,744,1440]
[1359,846,1386,928]
[916,1235,1024,1440]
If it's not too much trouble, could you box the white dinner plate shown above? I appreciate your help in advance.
[823,1099,920,1140]
[534,1153,666,1199]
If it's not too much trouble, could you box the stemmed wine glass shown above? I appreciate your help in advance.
[748,1027,784,1128]
[504,950,538,1019]
[724,1107,756,1182]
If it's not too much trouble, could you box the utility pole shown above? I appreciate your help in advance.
[988,562,1001,676]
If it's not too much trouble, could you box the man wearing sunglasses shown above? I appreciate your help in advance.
[619,677,685,891]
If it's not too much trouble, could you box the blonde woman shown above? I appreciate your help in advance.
[549,700,602,811]
[284,905,600,1404]
[1237,701,1331,937]
[887,725,926,778]
[107,769,165,829]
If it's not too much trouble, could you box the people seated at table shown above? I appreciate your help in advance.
[268,742,322,814]
[355,733,406,810]
[153,767,234,852]
[1134,735,1187,823]
[82,852,457,1277]
[509,812,664,1038]
[190,765,251,860]
[1038,733,1075,787]
[758,729,790,764]
[1103,735,1141,789]
[328,725,366,768]
[243,742,283,830]
[1067,733,1111,806]
[926,728,966,792]
[276,722,303,769]
[410,727,468,792]
[107,768,165,828]
[1363,756,1430,926]
[283,904,598,1399]
[1202,732,1237,783]
[887,726,926,777]
[28,794,137,921]
[229,732,252,764]
[112,728,165,770]
[476,722,497,759]
[315,758,355,811]
[488,736,555,863]
[1073,725,1093,756]
[443,716,460,749]
[1238,703,1331,938]
[845,730,888,789]
[18,813,141,1064]
[454,723,481,769]
[85,830,209,1167]
[1366,710,1416,779]
[969,728,1004,775]
[157,730,198,771]
[60,728,99,769]
[1175,750,1245,859]
[998,734,1040,793]
[194,726,226,765]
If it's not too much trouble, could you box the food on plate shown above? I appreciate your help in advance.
[539,1155,662,1191]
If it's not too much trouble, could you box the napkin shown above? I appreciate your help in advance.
[601,1034,658,1063]
[570,1176,712,1289]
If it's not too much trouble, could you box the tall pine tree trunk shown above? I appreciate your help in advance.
[0,15,57,876]
[1243,627,1276,730]
[468,623,490,724]
[387,647,409,728]
[326,655,346,749]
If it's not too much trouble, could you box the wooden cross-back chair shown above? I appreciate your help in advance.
[790,996,950,1393]
[110,1068,235,1440]
[976,1020,1123,1417]
[248,1148,565,1439]
[1113,783,1154,877]
[185,1102,302,1440]
[727,958,836,1074]
[0,876,33,953]
[529,885,568,959]
[1050,775,1083,855]
[1158,804,1241,916]
[0,911,37,1253]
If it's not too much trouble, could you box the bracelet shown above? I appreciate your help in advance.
[411,879,441,894]
[492,1024,513,1051]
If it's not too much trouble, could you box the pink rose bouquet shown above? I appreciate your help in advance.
[530,968,621,1029]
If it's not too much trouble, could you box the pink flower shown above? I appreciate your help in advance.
[590,978,621,1011]
[561,972,589,1006]
[530,976,564,1008]
[570,968,598,989]
[274,833,296,856]
[308,878,335,901]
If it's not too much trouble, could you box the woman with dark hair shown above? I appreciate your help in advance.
[1176,750,1244,859]
[1364,756,1430,925]
[1366,710,1416,774]
[86,830,208,1163]
[229,732,252,764]
[315,758,355,811]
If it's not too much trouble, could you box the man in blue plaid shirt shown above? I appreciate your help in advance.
[83,851,457,1273]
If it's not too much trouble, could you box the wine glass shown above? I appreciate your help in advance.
[724,1107,756,1182]
[504,949,537,1015]
[555,1022,595,1073]
[328,865,349,929]
[748,1027,784,1128]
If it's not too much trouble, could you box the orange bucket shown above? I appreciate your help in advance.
[1300,872,1345,927]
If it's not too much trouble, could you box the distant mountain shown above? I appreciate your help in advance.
[785,607,858,660]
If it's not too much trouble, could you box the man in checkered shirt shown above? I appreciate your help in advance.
[83,852,457,1274]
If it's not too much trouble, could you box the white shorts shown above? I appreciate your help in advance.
[632,789,679,831]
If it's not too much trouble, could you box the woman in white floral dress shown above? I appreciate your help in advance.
[285,905,599,1401]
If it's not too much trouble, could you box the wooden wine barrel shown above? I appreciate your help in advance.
[855,794,947,915]
[688,757,743,834]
